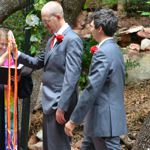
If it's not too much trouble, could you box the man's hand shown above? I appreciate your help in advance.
[64,121,76,137]
[56,108,66,125]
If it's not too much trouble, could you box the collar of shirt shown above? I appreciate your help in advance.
[53,23,69,46]
[98,37,113,49]
[56,23,69,35]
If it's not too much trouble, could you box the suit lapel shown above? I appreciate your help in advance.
[44,41,59,65]
[44,26,72,65]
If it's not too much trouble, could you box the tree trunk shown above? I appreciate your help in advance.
[0,0,27,23]
[61,0,86,26]
[0,0,86,27]
[132,112,150,150]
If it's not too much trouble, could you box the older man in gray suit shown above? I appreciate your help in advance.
[65,9,127,150]
[15,1,83,150]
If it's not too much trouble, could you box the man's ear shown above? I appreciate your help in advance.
[98,26,103,34]
[55,14,61,19]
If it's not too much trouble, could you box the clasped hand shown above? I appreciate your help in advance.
[7,30,17,57]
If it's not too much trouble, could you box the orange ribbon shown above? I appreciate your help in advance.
[7,31,18,150]
[7,33,12,149]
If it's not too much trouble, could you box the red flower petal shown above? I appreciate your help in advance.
[90,45,98,54]
[55,34,64,42]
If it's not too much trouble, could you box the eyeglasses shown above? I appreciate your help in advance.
[42,16,54,24]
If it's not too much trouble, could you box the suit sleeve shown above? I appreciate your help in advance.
[18,51,45,69]
[70,51,111,124]
[58,37,83,111]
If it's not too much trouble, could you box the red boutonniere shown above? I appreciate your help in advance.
[90,45,98,54]
[55,34,64,42]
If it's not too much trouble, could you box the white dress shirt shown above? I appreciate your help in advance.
[98,37,113,49]
[53,23,69,46]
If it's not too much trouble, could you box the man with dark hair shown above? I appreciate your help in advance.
[65,9,127,150]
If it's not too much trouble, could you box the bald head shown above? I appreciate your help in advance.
[41,1,64,17]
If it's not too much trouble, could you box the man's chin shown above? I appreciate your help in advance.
[47,29,53,34]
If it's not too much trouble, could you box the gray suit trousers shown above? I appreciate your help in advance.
[81,136,121,150]
[43,113,71,150]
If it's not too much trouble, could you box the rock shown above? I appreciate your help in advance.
[118,33,131,47]
[81,24,92,38]
[74,24,91,39]
[118,27,128,33]
[129,43,140,52]
[36,129,43,141]
[143,27,150,33]
[28,135,39,149]
[74,11,88,30]
[127,53,150,83]
[74,139,83,149]
[126,26,143,34]
[137,27,150,39]
[120,135,135,149]
[141,39,150,51]
[29,142,43,150]
[119,26,143,34]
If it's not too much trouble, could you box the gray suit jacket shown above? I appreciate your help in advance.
[70,39,127,137]
[18,26,83,117]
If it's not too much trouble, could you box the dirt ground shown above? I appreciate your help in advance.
[118,16,150,29]
[29,80,150,149]
[71,80,150,149]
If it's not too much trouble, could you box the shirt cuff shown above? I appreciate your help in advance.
[18,51,21,57]
[69,120,76,125]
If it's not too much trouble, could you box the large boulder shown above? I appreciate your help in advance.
[126,53,150,83]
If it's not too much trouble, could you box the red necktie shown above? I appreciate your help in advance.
[50,36,55,48]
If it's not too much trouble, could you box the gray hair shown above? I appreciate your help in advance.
[41,1,64,17]
[91,9,118,36]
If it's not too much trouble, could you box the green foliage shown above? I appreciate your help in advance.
[79,37,98,90]
[1,0,49,55]
[84,0,101,9]
[102,0,117,7]
[126,0,150,16]
[125,59,140,71]
[25,13,46,55]
[2,10,26,52]
[140,0,150,17]
[121,47,140,78]
[84,0,117,10]
[24,0,49,55]
[34,0,47,11]
[125,59,140,78]
[141,12,150,16]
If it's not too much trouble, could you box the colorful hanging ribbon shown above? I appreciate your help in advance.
[7,31,11,150]
[6,31,18,150]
